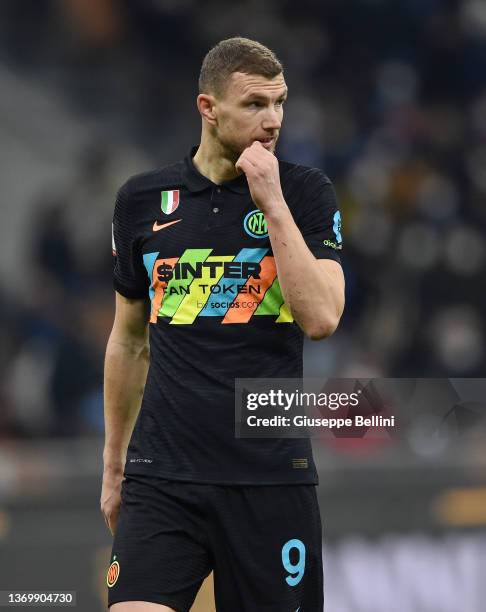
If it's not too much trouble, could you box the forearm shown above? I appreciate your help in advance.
[266,202,343,338]
[103,332,149,473]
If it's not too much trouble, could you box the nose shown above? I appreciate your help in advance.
[262,106,282,131]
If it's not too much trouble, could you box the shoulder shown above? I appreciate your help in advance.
[278,159,332,190]
[117,160,185,200]
[278,161,335,213]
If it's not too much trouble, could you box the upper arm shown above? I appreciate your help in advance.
[112,292,149,344]
[316,259,345,319]
[298,170,343,263]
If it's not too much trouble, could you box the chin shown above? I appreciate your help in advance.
[222,141,246,162]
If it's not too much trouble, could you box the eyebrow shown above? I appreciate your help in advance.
[244,90,288,102]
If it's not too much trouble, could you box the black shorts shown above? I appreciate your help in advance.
[107,475,323,611]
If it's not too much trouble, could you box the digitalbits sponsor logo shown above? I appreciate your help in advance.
[333,210,342,244]
[107,558,120,588]
[244,210,268,238]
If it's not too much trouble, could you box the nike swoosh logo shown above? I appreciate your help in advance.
[153,219,182,232]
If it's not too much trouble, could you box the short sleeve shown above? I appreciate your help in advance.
[112,183,149,299]
[297,170,343,263]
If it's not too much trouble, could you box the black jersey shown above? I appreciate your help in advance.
[112,146,342,485]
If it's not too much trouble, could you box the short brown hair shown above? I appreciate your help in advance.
[199,37,283,98]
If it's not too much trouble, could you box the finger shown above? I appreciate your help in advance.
[235,156,256,174]
[255,145,278,164]
[246,143,267,160]
[244,145,274,168]
[237,144,260,163]
[250,141,272,156]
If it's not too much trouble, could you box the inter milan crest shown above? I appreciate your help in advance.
[243,209,268,238]
[106,557,120,588]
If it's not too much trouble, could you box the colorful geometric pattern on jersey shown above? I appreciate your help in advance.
[108,475,324,611]
[112,146,342,485]
[144,247,293,324]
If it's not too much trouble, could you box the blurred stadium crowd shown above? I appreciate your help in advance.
[0,0,485,439]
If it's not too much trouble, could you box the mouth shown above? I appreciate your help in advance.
[258,137,275,150]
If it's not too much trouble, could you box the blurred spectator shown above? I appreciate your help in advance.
[0,0,484,438]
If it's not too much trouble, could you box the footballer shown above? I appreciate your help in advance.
[101,37,345,611]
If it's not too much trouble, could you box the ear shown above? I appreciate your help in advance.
[197,93,218,126]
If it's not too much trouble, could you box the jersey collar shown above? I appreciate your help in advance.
[184,146,249,194]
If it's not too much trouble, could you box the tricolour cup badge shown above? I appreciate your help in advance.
[161,190,180,214]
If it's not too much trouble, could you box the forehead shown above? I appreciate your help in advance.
[226,72,287,99]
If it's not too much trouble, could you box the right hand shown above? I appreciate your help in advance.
[100,468,124,536]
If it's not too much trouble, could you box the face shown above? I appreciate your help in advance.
[211,72,287,159]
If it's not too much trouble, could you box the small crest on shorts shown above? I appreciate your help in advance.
[107,558,120,588]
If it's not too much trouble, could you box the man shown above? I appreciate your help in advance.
[101,37,345,611]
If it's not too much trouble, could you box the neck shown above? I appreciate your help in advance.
[192,137,241,185]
